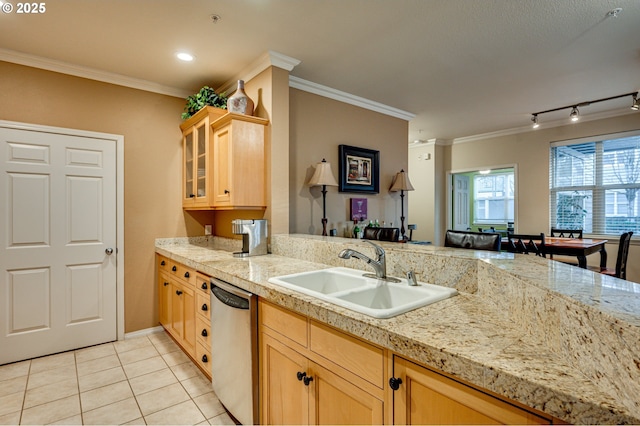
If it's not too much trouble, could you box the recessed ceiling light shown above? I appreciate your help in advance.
[176,52,194,62]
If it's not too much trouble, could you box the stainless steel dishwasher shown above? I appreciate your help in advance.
[210,277,258,425]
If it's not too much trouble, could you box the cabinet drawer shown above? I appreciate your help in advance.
[157,255,170,272]
[196,291,211,321]
[195,341,212,379]
[259,300,308,348]
[196,273,210,294]
[310,320,384,389]
[170,262,196,286]
[196,315,211,348]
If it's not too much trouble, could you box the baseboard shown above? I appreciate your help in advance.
[124,325,164,340]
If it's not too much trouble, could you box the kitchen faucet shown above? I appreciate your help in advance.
[338,241,401,283]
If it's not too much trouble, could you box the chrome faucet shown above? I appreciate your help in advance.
[338,241,401,283]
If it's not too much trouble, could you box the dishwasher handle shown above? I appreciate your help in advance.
[211,278,251,310]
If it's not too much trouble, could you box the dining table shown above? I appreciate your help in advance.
[544,237,608,269]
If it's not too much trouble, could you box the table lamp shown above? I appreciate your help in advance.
[389,169,415,240]
[309,158,338,236]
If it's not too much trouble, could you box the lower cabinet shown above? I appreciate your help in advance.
[259,299,554,426]
[259,299,385,425]
[157,255,209,377]
[391,355,551,425]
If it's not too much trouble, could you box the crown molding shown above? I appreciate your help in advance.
[289,76,415,121]
[409,138,452,148]
[453,107,639,145]
[218,50,301,95]
[0,48,192,98]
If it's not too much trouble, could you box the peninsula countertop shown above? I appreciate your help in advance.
[155,234,640,424]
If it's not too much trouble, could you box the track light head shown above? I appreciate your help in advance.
[632,93,639,111]
[570,106,580,122]
[531,115,539,129]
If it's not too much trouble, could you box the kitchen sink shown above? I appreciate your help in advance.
[268,267,457,319]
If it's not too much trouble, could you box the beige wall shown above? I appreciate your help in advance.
[440,113,640,282]
[289,89,409,236]
[0,61,189,333]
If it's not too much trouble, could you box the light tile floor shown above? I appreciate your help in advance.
[0,331,236,425]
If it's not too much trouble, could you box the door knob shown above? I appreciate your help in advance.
[105,248,114,255]
[389,377,403,390]
[303,376,314,386]
[296,371,306,381]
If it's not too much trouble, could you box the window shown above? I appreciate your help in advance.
[550,131,640,235]
[473,171,514,224]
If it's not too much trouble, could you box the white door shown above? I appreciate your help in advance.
[453,174,470,230]
[0,126,117,365]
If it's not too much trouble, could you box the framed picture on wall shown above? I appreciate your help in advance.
[338,145,380,194]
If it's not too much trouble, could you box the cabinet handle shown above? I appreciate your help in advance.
[172,266,177,272]
[224,189,230,194]
[189,194,195,198]
[296,371,306,381]
[389,377,403,390]
[160,260,166,266]
[201,329,208,337]
[201,282,208,290]
[202,354,208,363]
[303,376,314,386]
[176,290,183,296]
[201,303,208,311]
[184,271,190,278]
[163,282,169,287]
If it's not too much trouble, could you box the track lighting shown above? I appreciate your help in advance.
[570,107,580,122]
[530,91,639,128]
[531,115,539,129]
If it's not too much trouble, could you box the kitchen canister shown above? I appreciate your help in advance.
[227,80,254,115]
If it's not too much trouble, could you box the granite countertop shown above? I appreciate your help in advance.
[155,234,640,424]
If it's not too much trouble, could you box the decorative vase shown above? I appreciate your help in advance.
[226,80,254,115]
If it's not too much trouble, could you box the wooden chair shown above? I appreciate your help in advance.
[507,233,546,257]
[550,228,583,239]
[444,230,501,252]
[363,227,400,242]
[589,231,633,280]
[549,228,583,259]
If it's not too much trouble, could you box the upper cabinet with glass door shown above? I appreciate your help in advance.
[180,107,226,209]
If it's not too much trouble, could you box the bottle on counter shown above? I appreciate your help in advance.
[353,221,360,239]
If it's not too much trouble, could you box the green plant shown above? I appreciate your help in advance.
[181,86,227,119]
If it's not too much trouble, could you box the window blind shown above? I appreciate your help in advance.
[550,132,640,235]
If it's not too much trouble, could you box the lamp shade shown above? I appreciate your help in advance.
[389,169,414,192]
[309,159,338,187]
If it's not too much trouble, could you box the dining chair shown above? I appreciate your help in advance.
[588,231,633,280]
[444,230,501,252]
[507,233,546,257]
[363,227,400,242]
[548,228,583,259]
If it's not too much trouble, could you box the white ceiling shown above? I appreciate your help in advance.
[1,0,639,143]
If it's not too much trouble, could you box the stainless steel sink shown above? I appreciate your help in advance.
[268,267,457,319]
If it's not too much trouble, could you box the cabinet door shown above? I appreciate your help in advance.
[392,356,549,425]
[169,280,184,340]
[260,333,310,425]
[212,123,232,206]
[158,271,171,327]
[182,129,195,206]
[181,283,196,356]
[310,361,384,425]
[169,281,196,356]
[193,119,209,207]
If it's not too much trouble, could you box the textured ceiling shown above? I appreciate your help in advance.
[1,0,639,143]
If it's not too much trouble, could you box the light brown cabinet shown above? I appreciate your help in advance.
[259,300,385,425]
[180,108,268,210]
[156,255,210,377]
[391,355,551,425]
[194,273,212,377]
[180,107,225,209]
[211,113,268,209]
